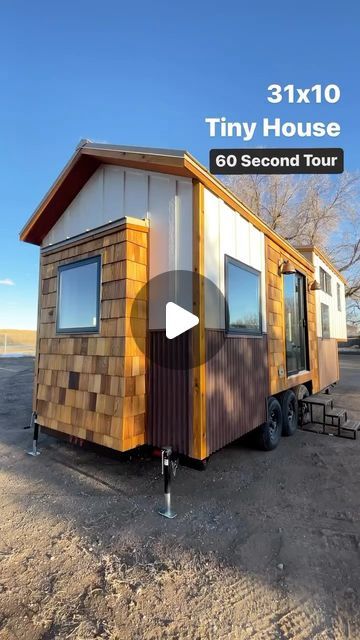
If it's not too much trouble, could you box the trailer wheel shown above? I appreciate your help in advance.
[295,384,310,425]
[281,390,298,436]
[255,396,283,451]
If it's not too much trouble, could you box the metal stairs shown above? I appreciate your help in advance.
[299,393,360,440]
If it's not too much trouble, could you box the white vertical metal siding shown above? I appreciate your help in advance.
[43,166,125,245]
[103,166,124,221]
[147,175,192,329]
[204,188,266,331]
[313,254,347,340]
[42,165,193,330]
[124,170,148,218]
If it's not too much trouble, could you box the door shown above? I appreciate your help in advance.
[284,272,308,375]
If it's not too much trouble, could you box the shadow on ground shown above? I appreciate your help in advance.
[0,356,359,639]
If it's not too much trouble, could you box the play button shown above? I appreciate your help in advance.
[130,270,225,370]
[165,302,199,339]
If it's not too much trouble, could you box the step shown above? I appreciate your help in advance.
[326,408,347,418]
[325,408,347,424]
[340,420,360,433]
[299,394,333,407]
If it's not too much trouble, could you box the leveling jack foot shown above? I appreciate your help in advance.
[158,508,176,519]
[158,494,177,519]
[27,446,40,457]
[158,446,177,519]
[26,421,40,457]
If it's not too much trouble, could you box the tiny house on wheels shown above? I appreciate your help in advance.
[20,142,348,464]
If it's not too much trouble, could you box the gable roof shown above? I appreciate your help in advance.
[20,140,314,272]
[296,245,348,285]
[19,141,189,245]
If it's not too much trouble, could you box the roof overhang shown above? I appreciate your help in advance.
[296,245,348,285]
[20,140,315,273]
[19,142,191,245]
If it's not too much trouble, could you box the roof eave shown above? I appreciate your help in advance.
[296,245,348,286]
[19,144,331,279]
[20,147,84,243]
[19,143,190,245]
[184,153,315,273]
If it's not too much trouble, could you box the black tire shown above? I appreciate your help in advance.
[295,384,310,425]
[281,389,298,436]
[255,396,283,451]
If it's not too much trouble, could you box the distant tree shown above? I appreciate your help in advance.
[225,173,360,317]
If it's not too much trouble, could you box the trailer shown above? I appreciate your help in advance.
[20,142,349,463]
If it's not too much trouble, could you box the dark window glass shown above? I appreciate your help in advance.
[336,282,341,311]
[57,257,101,333]
[319,267,332,295]
[226,257,261,334]
[284,272,308,375]
[321,303,330,338]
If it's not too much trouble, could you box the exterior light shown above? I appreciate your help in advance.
[278,259,296,275]
[309,279,321,291]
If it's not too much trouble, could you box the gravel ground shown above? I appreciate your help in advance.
[0,356,359,639]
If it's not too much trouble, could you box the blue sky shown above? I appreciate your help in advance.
[0,0,359,329]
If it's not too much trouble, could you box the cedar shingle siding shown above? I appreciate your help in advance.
[34,222,148,452]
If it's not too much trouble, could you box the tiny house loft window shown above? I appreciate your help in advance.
[319,267,332,295]
[321,302,330,338]
[56,256,101,333]
[225,256,262,334]
[337,282,341,311]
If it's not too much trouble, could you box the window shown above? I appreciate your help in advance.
[337,282,341,311]
[284,272,308,375]
[57,256,101,333]
[321,303,330,338]
[225,257,262,334]
[319,267,332,295]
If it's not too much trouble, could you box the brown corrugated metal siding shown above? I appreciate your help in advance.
[148,331,192,455]
[206,331,269,454]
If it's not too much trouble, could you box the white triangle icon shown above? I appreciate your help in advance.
[166,302,199,339]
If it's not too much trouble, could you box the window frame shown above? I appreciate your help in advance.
[56,255,101,335]
[224,255,262,336]
[319,266,332,296]
[320,302,330,339]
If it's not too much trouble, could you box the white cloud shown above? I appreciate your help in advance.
[0,278,15,286]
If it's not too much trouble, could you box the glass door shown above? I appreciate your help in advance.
[284,272,308,375]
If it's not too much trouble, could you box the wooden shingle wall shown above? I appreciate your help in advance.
[266,237,319,396]
[35,221,148,452]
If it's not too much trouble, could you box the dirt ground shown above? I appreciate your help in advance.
[0,356,359,640]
